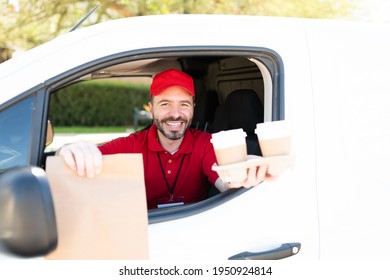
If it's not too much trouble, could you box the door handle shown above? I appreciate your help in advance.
[228,242,301,260]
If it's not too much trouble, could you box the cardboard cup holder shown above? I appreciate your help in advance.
[212,154,294,183]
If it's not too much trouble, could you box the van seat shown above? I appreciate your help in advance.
[192,90,219,132]
[212,89,264,155]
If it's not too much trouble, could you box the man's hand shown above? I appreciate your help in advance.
[59,141,102,178]
[215,164,276,192]
[227,164,271,189]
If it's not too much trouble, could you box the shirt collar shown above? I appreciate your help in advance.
[148,124,193,154]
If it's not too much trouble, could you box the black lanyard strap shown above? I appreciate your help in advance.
[157,153,186,201]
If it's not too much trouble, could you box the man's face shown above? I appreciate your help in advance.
[149,86,194,141]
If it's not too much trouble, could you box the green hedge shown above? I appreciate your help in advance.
[49,80,150,127]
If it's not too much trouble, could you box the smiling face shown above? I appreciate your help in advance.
[149,86,194,141]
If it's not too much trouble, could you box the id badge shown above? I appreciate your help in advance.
[156,195,184,209]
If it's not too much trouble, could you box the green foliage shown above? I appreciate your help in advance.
[1,0,366,52]
[49,81,150,127]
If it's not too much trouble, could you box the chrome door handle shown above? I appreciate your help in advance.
[228,242,301,260]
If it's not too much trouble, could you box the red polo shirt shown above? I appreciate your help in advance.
[98,125,219,209]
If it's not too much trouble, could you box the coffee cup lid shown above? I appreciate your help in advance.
[210,128,247,149]
[255,120,291,139]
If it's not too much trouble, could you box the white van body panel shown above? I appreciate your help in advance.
[1,15,390,259]
[305,21,390,259]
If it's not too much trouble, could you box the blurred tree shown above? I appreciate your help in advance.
[0,0,363,54]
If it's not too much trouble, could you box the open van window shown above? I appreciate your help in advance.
[43,50,284,222]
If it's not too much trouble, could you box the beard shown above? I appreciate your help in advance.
[154,116,192,140]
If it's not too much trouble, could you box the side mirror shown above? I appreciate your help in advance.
[0,166,57,257]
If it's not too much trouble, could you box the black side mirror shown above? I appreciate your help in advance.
[0,166,57,257]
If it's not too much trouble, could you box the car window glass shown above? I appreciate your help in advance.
[0,96,34,171]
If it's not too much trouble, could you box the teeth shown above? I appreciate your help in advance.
[167,122,181,127]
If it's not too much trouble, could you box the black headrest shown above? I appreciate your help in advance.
[225,89,264,134]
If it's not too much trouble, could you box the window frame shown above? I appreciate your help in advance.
[41,46,284,223]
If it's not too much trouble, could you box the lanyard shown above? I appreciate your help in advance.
[157,153,186,202]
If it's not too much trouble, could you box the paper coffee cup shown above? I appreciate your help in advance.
[255,121,291,157]
[210,129,247,165]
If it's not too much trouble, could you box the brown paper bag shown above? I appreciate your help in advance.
[45,154,149,260]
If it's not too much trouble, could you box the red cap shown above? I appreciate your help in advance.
[150,69,195,97]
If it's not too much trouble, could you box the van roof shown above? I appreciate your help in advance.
[0,14,388,105]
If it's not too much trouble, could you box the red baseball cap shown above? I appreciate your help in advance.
[150,69,195,97]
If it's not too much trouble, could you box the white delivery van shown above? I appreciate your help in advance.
[1,14,390,260]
